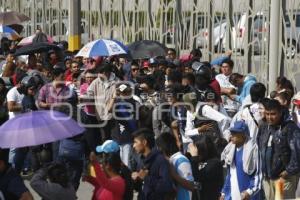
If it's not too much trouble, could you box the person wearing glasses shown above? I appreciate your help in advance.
[128,61,140,84]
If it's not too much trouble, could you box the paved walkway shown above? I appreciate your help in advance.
[24,180,93,200]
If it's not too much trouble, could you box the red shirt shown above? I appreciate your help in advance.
[86,162,125,200]
[209,79,222,103]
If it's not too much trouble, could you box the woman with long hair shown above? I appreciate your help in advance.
[84,152,127,200]
[187,135,224,200]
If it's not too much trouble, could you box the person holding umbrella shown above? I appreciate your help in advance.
[37,67,78,161]
[86,62,119,142]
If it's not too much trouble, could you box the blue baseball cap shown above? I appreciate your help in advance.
[230,120,249,135]
[96,140,120,153]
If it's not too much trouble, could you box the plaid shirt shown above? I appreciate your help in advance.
[38,83,77,109]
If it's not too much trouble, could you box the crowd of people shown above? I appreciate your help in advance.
[0,35,300,200]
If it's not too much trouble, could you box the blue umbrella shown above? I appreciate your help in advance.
[0,25,20,40]
[0,110,85,148]
[76,38,128,57]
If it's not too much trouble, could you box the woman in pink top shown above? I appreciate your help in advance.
[84,153,126,200]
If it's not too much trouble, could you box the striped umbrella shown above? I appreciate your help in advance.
[76,39,128,57]
[0,25,20,40]
[18,34,54,46]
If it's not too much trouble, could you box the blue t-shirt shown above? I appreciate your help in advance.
[170,152,194,200]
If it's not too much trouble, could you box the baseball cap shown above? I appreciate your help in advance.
[142,61,150,68]
[230,120,249,135]
[118,84,128,92]
[149,58,158,65]
[96,140,120,153]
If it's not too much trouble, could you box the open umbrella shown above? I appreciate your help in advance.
[0,110,85,148]
[128,40,167,59]
[14,42,60,56]
[18,33,53,46]
[0,11,30,26]
[0,25,21,40]
[76,39,128,57]
[8,24,24,34]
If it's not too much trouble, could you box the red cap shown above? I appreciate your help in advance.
[142,61,149,68]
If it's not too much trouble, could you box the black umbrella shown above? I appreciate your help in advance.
[128,40,168,59]
[14,42,60,56]
[32,32,49,44]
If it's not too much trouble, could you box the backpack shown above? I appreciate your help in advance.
[194,104,228,155]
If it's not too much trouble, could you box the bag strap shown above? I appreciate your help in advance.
[247,105,259,127]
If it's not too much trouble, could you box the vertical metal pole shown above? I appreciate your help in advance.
[175,0,182,52]
[121,0,125,40]
[268,0,280,92]
[99,0,103,37]
[208,0,213,61]
[42,0,46,33]
[68,0,81,51]
[245,0,253,73]
[109,0,113,38]
[17,0,21,12]
[226,0,233,50]
[58,0,62,41]
[147,0,153,40]
[133,0,138,41]
[191,0,197,50]
[31,0,36,35]
[160,0,166,44]
[88,0,91,41]
[279,0,286,76]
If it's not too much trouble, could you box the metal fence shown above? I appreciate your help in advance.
[1,0,300,90]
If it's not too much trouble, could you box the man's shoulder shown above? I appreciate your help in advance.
[6,87,22,99]
[40,83,52,90]
[283,120,300,133]
[7,86,17,95]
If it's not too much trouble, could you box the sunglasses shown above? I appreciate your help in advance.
[132,68,139,72]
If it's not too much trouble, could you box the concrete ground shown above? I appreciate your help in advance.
[24,180,93,200]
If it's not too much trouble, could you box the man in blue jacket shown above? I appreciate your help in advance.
[131,128,175,200]
[228,73,257,104]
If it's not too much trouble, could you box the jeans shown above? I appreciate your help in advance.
[81,111,101,153]
[14,147,44,173]
[52,141,60,161]
[182,143,189,154]
[13,147,31,173]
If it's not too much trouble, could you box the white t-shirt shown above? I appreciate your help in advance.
[215,73,239,111]
[215,74,235,89]
[6,86,24,119]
